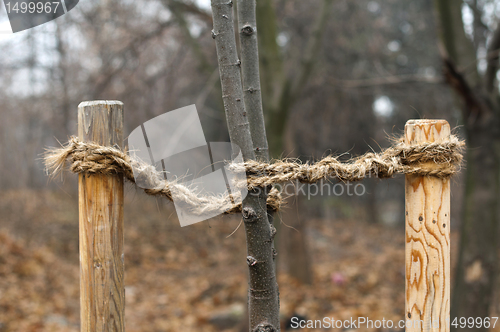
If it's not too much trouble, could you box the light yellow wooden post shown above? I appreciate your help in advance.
[405,120,450,332]
[78,101,125,332]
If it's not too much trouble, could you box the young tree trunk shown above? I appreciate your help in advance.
[237,2,278,330]
[211,1,280,331]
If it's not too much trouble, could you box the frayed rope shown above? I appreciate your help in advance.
[44,135,465,215]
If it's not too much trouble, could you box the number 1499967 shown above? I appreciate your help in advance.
[5,1,60,14]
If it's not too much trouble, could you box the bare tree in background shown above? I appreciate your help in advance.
[433,0,500,328]
[255,0,334,285]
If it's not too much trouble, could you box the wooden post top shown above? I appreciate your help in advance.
[405,119,450,144]
[78,100,124,107]
[78,101,124,148]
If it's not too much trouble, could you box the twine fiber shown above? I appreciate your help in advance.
[44,135,464,215]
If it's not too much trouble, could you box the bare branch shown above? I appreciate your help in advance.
[330,74,442,88]
[175,1,213,25]
[237,0,270,162]
[162,0,212,73]
[433,0,484,120]
[91,20,173,97]
[485,23,500,93]
[211,0,254,159]
[469,0,489,48]
[289,0,334,100]
[443,58,491,120]
[255,0,285,113]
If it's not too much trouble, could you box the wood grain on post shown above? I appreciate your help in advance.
[78,101,125,332]
[405,120,450,332]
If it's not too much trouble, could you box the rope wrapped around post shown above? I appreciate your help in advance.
[44,132,465,215]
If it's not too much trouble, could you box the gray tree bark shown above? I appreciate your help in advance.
[237,2,278,330]
[237,0,269,163]
[211,1,280,331]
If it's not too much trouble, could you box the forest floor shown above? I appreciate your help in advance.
[0,189,488,332]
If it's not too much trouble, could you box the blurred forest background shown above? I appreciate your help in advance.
[0,0,499,331]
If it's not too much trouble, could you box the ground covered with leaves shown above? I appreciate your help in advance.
[0,189,472,331]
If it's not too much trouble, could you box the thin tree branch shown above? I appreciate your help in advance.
[469,0,489,47]
[330,74,442,88]
[55,22,71,137]
[443,58,491,119]
[211,1,279,331]
[91,20,173,96]
[433,0,484,120]
[255,0,285,114]
[237,0,270,162]
[161,0,227,117]
[211,0,253,158]
[460,49,500,73]
[485,22,500,93]
[195,67,221,109]
[289,0,334,101]
[163,0,212,74]
[175,1,213,25]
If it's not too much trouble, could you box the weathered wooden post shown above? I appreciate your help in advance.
[78,101,125,332]
[405,120,450,332]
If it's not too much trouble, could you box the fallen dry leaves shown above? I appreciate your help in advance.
[0,190,494,332]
